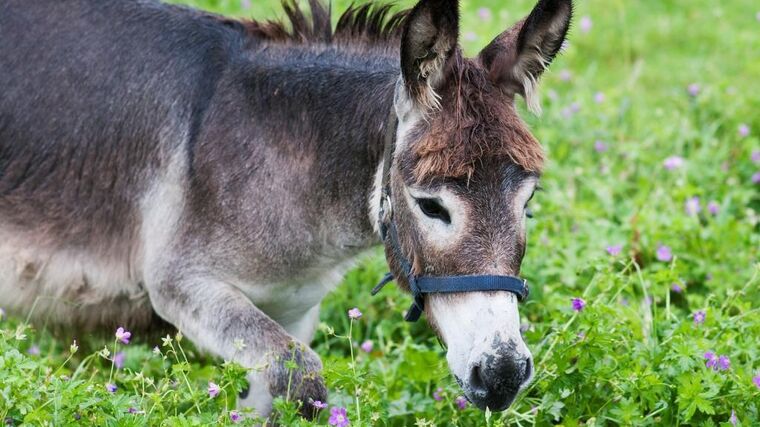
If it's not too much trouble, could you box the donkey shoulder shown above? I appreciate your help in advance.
[0,0,247,330]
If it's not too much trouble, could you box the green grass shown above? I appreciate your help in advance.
[2,0,759,425]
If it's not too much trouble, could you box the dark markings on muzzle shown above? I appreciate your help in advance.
[372,109,529,322]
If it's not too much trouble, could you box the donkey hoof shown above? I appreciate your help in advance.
[266,343,327,419]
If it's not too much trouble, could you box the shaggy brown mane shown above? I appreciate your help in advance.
[412,53,545,181]
[239,0,544,179]
[243,0,408,46]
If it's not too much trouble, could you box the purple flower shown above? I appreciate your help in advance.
[752,150,760,164]
[594,140,608,152]
[717,355,731,371]
[730,409,738,426]
[106,383,117,393]
[240,0,251,9]
[693,310,706,325]
[477,7,492,21]
[360,340,373,353]
[738,123,750,138]
[579,16,592,33]
[114,352,125,369]
[347,308,362,320]
[656,245,672,262]
[663,156,685,170]
[455,396,468,410]
[687,83,701,97]
[208,382,220,398]
[620,297,629,306]
[704,351,717,368]
[571,298,586,312]
[312,400,328,409]
[463,31,477,42]
[127,407,138,414]
[0,307,5,320]
[433,387,443,401]
[606,244,622,256]
[27,344,40,356]
[704,351,731,371]
[559,69,572,82]
[707,201,719,216]
[753,374,760,389]
[115,327,131,344]
[328,406,350,427]
[684,197,701,216]
[594,92,605,104]
[671,283,683,293]
[230,411,241,423]
[752,171,760,184]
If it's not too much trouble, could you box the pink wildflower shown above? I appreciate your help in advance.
[328,407,350,427]
[693,310,706,325]
[579,16,592,33]
[656,245,672,262]
[115,327,131,344]
[208,382,220,398]
[455,396,468,410]
[663,156,685,170]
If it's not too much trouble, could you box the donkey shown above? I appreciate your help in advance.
[0,0,571,417]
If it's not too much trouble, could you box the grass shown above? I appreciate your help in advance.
[2,0,759,425]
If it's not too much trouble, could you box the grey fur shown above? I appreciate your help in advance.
[0,0,571,417]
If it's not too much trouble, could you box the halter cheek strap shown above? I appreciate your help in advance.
[372,109,529,322]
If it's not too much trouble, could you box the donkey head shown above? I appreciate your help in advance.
[377,0,571,411]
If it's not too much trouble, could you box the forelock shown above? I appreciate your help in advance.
[409,54,544,182]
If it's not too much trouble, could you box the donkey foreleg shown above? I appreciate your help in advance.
[146,276,327,418]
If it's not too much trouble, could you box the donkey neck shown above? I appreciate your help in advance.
[241,45,400,252]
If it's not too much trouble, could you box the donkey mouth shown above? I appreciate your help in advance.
[455,372,524,411]
[465,387,520,412]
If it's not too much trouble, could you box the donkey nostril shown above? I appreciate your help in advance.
[469,364,486,394]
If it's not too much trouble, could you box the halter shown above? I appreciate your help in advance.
[372,109,530,322]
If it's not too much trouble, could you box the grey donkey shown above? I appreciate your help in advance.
[0,0,571,417]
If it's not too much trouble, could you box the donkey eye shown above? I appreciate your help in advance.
[524,190,536,219]
[416,198,451,224]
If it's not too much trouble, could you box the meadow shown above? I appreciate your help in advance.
[1,0,759,425]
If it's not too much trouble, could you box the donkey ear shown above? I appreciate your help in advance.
[479,0,572,114]
[400,0,460,109]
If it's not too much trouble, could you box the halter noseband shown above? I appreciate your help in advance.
[372,109,529,322]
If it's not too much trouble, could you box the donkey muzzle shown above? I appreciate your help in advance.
[463,337,534,411]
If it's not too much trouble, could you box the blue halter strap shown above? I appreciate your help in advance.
[373,110,529,322]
